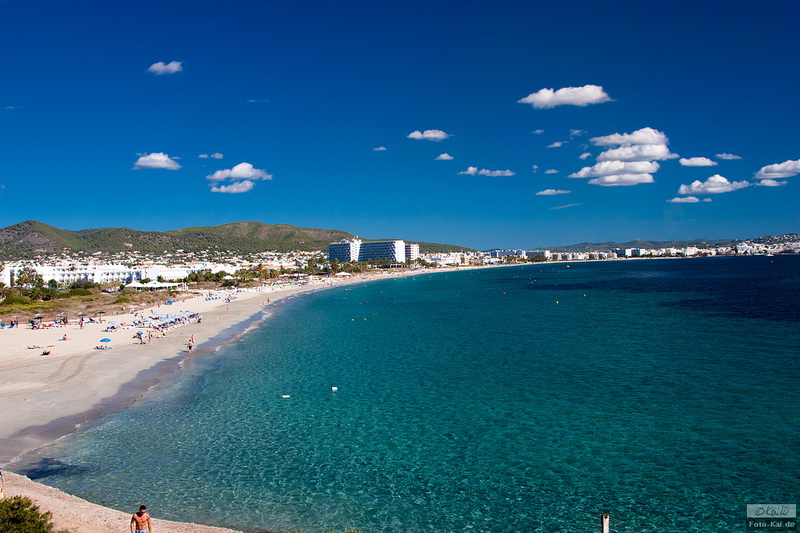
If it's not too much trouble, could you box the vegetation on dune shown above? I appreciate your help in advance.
[0,279,180,321]
[0,496,71,533]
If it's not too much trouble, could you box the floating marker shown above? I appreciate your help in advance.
[331,387,339,391]
[281,395,290,399]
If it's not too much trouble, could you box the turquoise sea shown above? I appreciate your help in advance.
[15,257,800,532]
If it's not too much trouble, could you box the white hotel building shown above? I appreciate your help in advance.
[1,262,134,286]
[327,239,411,263]
[0,261,237,287]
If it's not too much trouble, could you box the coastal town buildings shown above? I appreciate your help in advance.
[1,236,797,289]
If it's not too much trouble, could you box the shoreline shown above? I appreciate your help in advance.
[0,266,494,532]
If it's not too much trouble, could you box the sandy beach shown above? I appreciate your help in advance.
[0,268,467,532]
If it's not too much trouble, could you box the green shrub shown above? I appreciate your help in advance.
[0,295,30,306]
[66,289,92,297]
[113,297,131,304]
[0,495,70,532]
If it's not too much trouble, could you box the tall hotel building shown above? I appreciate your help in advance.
[327,239,362,263]
[405,243,420,261]
[327,239,410,263]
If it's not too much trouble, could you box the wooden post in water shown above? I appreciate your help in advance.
[601,512,610,533]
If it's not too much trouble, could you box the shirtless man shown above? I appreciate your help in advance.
[131,505,153,533]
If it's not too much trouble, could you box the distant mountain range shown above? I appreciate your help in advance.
[544,238,735,253]
[0,220,473,259]
[543,234,798,253]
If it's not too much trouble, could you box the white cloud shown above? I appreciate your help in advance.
[570,129,586,137]
[372,146,387,151]
[435,153,454,160]
[756,179,788,187]
[407,129,450,141]
[133,152,181,170]
[588,174,655,186]
[536,189,571,195]
[479,169,515,177]
[579,152,592,160]
[532,129,544,134]
[550,203,583,210]
[569,160,660,178]
[544,169,559,174]
[518,84,611,109]
[590,127,668,147]
[532,165,539,173]
[206,162,272,182]
[210,180,255,194]
[716,153,742,160]
[596,144,678,162]
[199,153,224,159]
[678,174,750,195]
[679,157,717,167]
[547,141,566,148]
[755,159,800,180]
[458,166,515,177]
[668,196,700,203]
[147,61,183,75]
[589,127,677,162]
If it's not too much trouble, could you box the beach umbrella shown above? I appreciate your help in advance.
[34,313,45,319]
[100,338,111,343]
[77,311,88,317]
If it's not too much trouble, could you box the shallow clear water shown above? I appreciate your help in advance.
[18,257,800,532]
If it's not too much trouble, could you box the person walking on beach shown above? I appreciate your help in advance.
[131,505,153,533]
[187,337,194,352]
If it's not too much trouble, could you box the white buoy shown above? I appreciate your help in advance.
[331,386,338,391]
[281,395,290,399]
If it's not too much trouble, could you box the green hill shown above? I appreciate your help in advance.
[0,220,472,259]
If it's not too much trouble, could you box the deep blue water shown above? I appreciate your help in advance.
[16,256,800,532]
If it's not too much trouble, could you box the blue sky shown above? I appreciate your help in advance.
[1,1,798,250]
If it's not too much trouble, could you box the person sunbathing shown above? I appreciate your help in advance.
[41,350,51,356]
